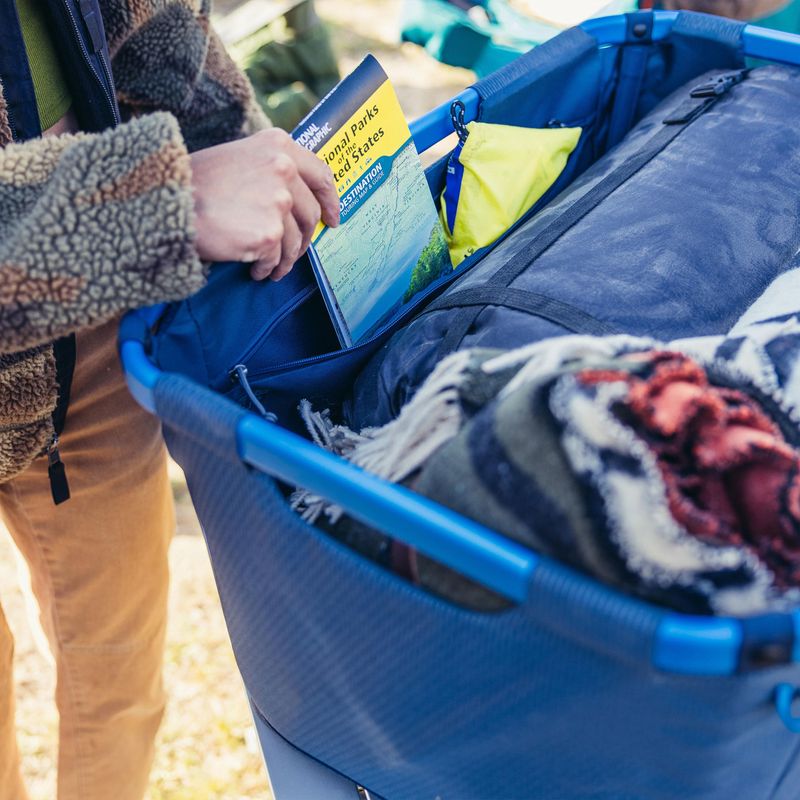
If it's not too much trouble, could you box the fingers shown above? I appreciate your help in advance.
[290,146,341,229]
[259,130,339,228]
[250,217,285,280]
[251,177,317,282]
[253,153,332,282]
[270,213,303,282]
[290,176,322,253]
[190,129,341,277]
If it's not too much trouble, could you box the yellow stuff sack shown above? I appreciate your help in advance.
[440,121,581,266]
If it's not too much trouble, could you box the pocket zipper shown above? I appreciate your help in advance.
[227,128,588,383]
[217,284,319,391]
[231,364,278,422]
[47,434,70,505]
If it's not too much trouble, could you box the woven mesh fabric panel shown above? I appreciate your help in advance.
[154,374,800,799]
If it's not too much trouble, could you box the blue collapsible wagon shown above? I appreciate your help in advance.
[122,12,800,800]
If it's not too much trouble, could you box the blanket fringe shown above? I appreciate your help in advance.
[291,349,474,523]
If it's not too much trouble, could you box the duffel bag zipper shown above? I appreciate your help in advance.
[46,434,70,505]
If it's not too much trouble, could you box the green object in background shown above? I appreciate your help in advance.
[755,0,800,33]
[222,0,340,130]
[401,0,637,77]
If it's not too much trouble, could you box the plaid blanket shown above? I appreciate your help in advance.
[295,300,800,615]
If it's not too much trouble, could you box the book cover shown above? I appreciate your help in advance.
[293,55,451,347]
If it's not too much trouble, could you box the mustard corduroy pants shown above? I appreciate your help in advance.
[0,316,174,800]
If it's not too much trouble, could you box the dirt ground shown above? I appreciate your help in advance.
[0,3,468,798]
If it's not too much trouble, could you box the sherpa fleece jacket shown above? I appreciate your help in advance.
[0,0,268,481]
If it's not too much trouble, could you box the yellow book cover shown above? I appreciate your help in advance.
[293,55,451,347]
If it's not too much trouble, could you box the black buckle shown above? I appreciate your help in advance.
[690,72,745,99]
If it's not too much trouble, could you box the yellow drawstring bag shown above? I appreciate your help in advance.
[441,120,582,267]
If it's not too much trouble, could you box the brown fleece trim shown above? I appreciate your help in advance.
[75,138,189,206]
[205,30,253,105]
[0,265,85,306]
[0,112,203,353]
[0,415,54,482]
[0,134,76,187]
[129,0,150,29]
[205,28,268,133]
[0,83,11,148]
[0,347,57,426]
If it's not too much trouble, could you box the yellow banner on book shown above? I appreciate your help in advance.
[312,79,412,244]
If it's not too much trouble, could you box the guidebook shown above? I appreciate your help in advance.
[292,55,452,347]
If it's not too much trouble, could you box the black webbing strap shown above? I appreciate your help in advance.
[425,69,749,359]
[429,286,619,335]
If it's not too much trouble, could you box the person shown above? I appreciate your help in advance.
[655,0,789,18]
[0,2,339,799]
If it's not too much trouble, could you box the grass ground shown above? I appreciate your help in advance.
[0,2,469,798]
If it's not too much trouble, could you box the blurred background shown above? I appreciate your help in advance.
[1,0,799,798]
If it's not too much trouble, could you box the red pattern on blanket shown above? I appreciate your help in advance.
[579,351,800,588]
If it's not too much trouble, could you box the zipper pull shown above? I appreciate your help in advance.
[231,365,278,423]
[78,0,106,53]
[47,436,71,505]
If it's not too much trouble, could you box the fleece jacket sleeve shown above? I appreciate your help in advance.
[108,1,270,152]
[0,110,206,353]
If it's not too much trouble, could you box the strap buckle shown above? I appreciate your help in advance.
[690,72,746,99]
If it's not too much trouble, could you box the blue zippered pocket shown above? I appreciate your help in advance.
[232,122,595,386]
[156,115,595,423]
[212,283,319,391]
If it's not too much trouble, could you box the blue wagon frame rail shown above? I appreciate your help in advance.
[121,12,800,678]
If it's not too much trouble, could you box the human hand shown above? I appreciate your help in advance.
[190,129,340,281]
[657,0,788,19]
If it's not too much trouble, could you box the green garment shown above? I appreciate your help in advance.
[15,0,72,131]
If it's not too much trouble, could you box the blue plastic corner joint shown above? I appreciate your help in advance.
[654,615,742,675]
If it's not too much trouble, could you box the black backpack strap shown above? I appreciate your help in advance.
[425,69,749,359]
[431,286,618,353]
